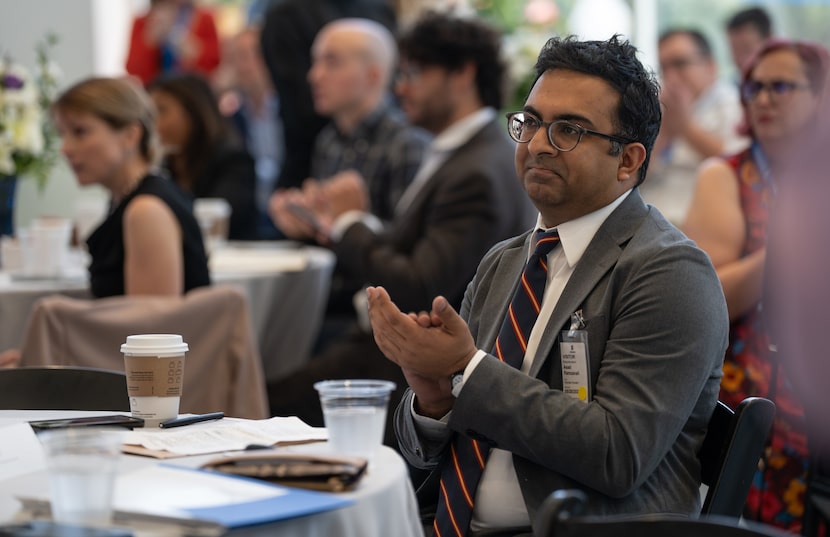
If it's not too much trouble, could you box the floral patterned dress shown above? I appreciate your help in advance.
[719,147,809,532]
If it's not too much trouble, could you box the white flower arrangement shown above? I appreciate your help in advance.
[0,33,60,190]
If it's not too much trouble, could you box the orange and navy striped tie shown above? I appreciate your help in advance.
[433,229,560,537]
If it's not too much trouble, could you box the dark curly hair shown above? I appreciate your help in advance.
[397,11,505,110]
[531,35,662,185]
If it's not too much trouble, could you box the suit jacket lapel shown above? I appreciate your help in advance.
[528,191,648,378]
[397,119,499,222]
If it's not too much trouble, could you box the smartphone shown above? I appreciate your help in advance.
[285,203,324,234]
[29,414,145,431]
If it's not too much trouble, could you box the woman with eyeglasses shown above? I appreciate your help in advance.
[684,38,829,532]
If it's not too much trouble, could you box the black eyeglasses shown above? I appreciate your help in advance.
[395,65,422,84]
[659,56,705,74]
[741,80,811,102]
[506,111,633,152]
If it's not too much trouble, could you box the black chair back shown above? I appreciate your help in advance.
[0,366,130,411]
[536,489,792,537]
[700,397,776,517]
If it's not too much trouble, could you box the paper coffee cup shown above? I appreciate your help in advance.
[121,334,188,427]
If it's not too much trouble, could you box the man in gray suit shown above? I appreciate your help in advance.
[367,35,729,536]
[267,12,534,445]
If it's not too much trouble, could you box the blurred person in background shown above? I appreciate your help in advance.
[267,11,533,450]
[684,38,830,532]
[223,26,285,240]
[269,17,430,349]
[54,77,211,299]
[642,28,747,226]
[126,0,221,86]
[260,0,396,191]
[766,71,830,537]
[148,72,259,241]
[726,6,773,77]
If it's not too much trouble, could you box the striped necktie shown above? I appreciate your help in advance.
[433,229,560,537]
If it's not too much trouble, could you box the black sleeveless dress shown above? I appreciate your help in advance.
[86,174,211,298]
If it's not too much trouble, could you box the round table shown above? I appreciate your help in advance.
[0,410,424,537]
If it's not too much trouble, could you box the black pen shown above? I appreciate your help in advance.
[159,412,225,429]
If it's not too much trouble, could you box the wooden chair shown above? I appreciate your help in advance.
[535,489,792,537]
[0,366,129,411]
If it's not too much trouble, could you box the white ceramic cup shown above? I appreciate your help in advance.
[39,428,123,527]
[121,334,188,427]
[314,379,396,460]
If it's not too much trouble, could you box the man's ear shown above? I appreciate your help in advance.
[617,142,647,183]
[366,62,383,89]
[453,61,477,88]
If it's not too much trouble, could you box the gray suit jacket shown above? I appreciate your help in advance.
[395,189,728,531]
[333,117,535,313]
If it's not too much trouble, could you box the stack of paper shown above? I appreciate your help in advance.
[122,416,328,458]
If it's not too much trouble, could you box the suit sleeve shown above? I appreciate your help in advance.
[125,16,159,86]
[332,169,505,313]
[185,9,221,75]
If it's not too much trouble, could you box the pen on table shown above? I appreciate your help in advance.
[159,412,225,429]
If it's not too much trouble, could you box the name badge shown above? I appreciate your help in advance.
[560,310,591,402]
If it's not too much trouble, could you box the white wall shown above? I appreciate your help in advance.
[1,0,141,230]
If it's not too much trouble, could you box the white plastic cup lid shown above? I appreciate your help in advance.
[121,334,189,355]
[194,198,232,218]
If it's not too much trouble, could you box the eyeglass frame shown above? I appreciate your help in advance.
[659,55,706,74]
[741,79,812,102]
[505,111,634,152]
[395,64,422,85]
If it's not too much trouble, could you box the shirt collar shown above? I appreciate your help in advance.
[534,189,632,267]
[431,107,497,153]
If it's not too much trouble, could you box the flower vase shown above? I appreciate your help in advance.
[0,175,17,237]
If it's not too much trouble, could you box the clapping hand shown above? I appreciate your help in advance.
[366,286,477,418]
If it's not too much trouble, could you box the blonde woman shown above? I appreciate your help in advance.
[52,77,210,297]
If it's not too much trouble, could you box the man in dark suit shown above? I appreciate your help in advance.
[367,35,729,535]
[267,12,534,445]
[260,0,396,191]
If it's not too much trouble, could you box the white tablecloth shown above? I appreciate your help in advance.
[0,410,424,537]
[0,242,335,383]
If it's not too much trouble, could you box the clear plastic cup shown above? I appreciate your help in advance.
[314,379,396,460]
[39,428,123,527]
[193,198,231,253]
